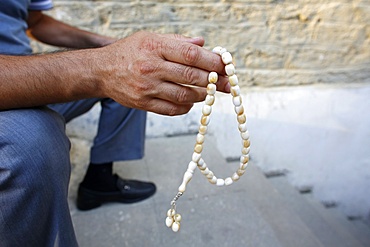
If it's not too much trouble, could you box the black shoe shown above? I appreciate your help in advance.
[77,175,156,211]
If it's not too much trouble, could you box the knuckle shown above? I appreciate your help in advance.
[182,67,198,85]
[140,35,163,52]
[181,45,200,64]
[210,59,220,72]
[172,33,183,40]
[175,89,190,104]
[130,79,155,96]
[167,106,179,116]
[136,60,158,75]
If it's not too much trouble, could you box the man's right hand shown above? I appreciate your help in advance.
[94,31,230,115]
[0,31,230,116]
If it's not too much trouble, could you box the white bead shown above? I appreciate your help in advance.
[206,171,214,179]
[167,209,176,217]
[238,123,247,132]
[187,161,198,171]
[198,158,204,166]
[205,95,215,105]
[178,171,193,193]
[209,176,217,184]
[174,214,182,222]
[197,161,207,170]
[240,162,249,170]
[242,147,250,155]
[221,52,233,65]
[225,64,235,76]
[229,74,239,86]
[208,72,218,84]
[178,185,186,193]
[201,167,210,175]
[233,96,242,106]
[241,131,250,140]
[207,83,217,95]
[202,105,212,116]
[237,114,246,124]
[199,125,207,135]
[231,172,240,181]
[237,168,246,176]
[200,115,210,126]
[192,152,201,163]
[196,133,205,144]
[240,154,249,164]
[194,143,203,153]
[172,222,180,232]
[186,169,194,174]
[234,105,244,115]
[225,177,233,186]
[198,164,207,171]
[230,85,240,97]
[219,47,227,55]
[212,46,223,55]
[165,216,174,228]
[216,178,225,186]
[243,139,251,148]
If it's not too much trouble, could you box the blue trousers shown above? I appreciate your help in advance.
[49,98,147,163]
[0,99,146,246]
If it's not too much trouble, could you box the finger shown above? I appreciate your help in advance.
[216,75,231,93]
[145,98,194,116]
[158,37,225,75]
[151,80,207,105]
[157,61,231,93]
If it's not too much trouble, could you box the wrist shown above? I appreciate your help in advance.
[85,47,111,98]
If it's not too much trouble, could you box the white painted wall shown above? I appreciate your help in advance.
[211,84,370,221]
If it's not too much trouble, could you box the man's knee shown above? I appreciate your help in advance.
[0,107,71,188]
[0,107,73,246]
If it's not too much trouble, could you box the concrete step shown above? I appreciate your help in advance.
[68,135,365,247]
[351,220,370,247]
[138,135,286,247]
[304,193,370,247]
[69,135,282,246]
[235,163,324,247]
[269,176,367,247]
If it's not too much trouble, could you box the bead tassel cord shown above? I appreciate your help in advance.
[165,47,250,232]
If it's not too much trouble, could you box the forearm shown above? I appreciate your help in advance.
[1,31,230,115]
[27,11,115,49]
[0,50,104,110]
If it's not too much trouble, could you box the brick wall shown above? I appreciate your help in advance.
[31,0,370,90]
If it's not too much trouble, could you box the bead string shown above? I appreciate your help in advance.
[165,46,250,232]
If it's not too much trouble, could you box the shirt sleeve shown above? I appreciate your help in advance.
[28,0,53,11]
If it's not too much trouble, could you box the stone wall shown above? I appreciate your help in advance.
[31,1,370,222]
[32,0,370,89]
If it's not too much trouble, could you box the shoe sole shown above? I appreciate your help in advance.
[77,187,156,211]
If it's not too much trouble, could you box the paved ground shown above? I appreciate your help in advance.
[68,135,280,247]
[67,135,370,247]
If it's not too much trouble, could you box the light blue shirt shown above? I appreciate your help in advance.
[0,0,53,55]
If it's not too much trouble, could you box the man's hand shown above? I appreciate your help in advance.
[0,31,230,116]
[95,31,230,115]
[17,11,231,116]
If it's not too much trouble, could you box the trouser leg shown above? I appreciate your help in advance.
[49,98,147,164]
[0,107,78,247]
